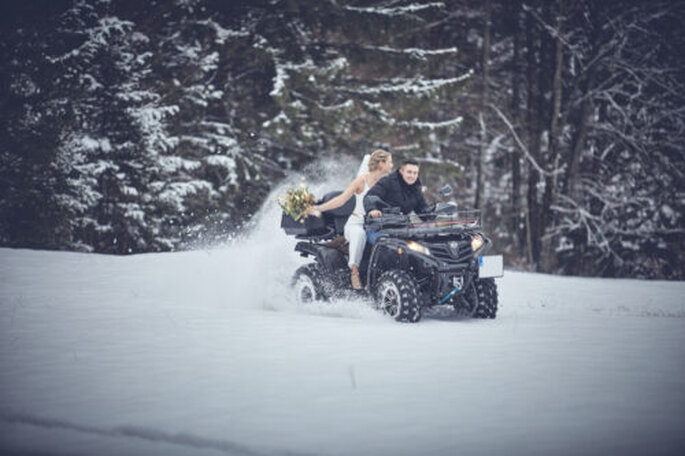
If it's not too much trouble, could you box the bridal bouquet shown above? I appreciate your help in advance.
[278,183,316,223]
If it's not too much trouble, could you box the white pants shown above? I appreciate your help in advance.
[344,215,366,268]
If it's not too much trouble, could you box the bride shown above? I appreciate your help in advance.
[307,149,393,289]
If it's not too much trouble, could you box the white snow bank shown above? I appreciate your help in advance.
[1,162,684,455]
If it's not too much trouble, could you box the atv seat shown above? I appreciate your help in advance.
[319,191,354,235]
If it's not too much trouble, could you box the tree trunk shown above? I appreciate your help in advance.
[509,0,523,255]
[475,0,492,210]
[541,0,564,270]
[525,2,541,267]
[565,1,601,201]
[565,68,594,200]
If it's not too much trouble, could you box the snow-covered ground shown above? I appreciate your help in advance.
[2,174,685,456]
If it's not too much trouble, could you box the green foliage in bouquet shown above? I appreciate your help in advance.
[278,183,316,223]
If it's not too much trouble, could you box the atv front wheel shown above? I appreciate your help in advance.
[292,263,328,304]
[374,270,421,323]
[457,277,498,318]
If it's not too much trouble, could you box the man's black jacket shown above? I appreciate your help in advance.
[364,170,430,215]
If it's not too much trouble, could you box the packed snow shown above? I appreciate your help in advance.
[1,175,684,456]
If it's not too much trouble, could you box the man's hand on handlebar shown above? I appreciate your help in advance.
[368,210,382,218]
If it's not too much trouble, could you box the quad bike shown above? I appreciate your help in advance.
[281,187,503,323]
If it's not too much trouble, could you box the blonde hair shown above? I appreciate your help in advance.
[368,149,391,172]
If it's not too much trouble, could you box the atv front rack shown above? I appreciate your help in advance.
[365,210,481,239]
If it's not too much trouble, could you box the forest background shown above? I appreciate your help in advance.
[1,0,683,279]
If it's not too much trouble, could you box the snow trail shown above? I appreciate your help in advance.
[206,156,384,320]
[2,411,294,456]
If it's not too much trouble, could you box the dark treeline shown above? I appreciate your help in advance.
[1,0,683,279]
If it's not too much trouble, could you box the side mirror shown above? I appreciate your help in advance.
[439,185,453,198]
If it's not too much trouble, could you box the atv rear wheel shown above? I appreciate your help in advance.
[374,270,421,323]
[457,277,498,318]
[292,263,328,304]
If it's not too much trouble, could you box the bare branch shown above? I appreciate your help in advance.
[489,103,564,177]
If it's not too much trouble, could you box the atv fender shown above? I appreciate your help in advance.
[295,242,347,272]
[366,239,409,288]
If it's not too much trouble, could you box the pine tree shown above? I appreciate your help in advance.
[254,1,471,162]
[0,0,77,248]
[48,0,177,253]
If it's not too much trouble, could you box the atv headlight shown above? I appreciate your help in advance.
[406,241,431,256]
[471,234,484,252]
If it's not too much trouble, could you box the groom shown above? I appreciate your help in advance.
[363,158,430,218]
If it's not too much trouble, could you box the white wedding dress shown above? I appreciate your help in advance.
[343,154,371,268]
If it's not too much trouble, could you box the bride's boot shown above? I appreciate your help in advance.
[350,265,362,290]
